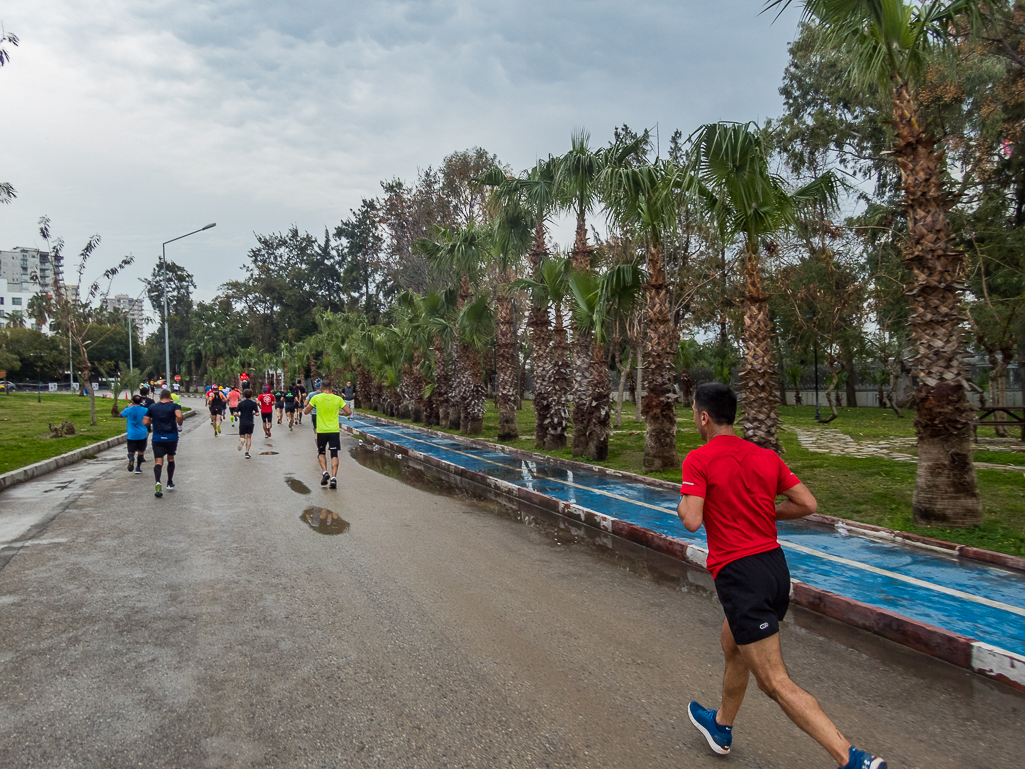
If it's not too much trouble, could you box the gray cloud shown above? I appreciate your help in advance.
[1,0,797,310]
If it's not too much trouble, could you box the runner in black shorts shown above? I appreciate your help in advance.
[284,386,298,431]
[677,383,886,769]
[274,388,285,425]
[236,389,259,458]
[294,380,307,424]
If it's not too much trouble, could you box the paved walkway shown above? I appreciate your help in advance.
[347,416,1025,661]
[795,427,1025,470]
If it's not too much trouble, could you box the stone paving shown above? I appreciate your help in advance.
[795,427,1025,471]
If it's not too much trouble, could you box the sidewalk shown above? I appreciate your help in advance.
[343,414,1025,691]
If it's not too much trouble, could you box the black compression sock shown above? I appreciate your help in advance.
[154,465,162,483]
[167,462,175,482]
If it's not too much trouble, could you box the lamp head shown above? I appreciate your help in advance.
[202,223,216,231]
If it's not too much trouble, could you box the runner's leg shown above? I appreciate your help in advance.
[734,630,850,765]
[717,618,750,726]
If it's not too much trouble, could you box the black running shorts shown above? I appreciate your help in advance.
[261,413,273,423]
[152,441,178,459]
[238,423,254,436]
[127,438,147,453]
[285,405,296,412]
[317,432,340,457]
[714,547,790,646]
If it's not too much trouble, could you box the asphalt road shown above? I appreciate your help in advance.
[0,414,1020,768]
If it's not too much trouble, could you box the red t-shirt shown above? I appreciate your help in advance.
[680,435,800,578]
[256,393,275,413]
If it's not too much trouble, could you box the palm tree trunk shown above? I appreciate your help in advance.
[571,214,594,457]
[642,243,679,471]
[545,306,572,450]
[433,338,449,427]
[584,339,611,461]
[891,77,981,526]
[463,344,485,435]
[496,273,519,441]
[615,349,633,428]
[739,245,782,453]
[527,220,551,448]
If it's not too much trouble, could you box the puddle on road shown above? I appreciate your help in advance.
[285,475,311,495]
[300,506,350,535]
[260,451,279,455]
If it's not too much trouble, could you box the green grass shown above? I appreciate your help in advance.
[0,392,191,475]
[360,400,1025,557]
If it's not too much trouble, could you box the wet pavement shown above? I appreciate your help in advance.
[0,416,1021,768]
[346,416,1025,658]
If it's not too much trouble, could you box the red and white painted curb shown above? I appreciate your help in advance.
[343,418,1025,694]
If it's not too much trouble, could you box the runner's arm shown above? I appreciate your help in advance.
[774,482,817,520]
[143,415,152,427]
[303,401,313,415]
[175,408,184,426]
[676,494,704,532]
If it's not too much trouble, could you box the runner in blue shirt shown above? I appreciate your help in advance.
[120,395,149,474]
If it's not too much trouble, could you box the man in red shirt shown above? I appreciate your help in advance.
[678,383,885,769]
[256,385,276,438]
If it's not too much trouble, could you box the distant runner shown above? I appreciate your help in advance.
[256,386,276,438]
[121,394,148,474]
[341,380,356,421]
[207,385,226,436]
[307,379,322,446]
[274,387,285,425]
[303,378,350,489]
[284,385,298,431]
[227,386,241,426]
[294,379,307,425]
[136,385,156,469]
[236,388,259,458]
[143,389,183,498]
[678,383,886,769]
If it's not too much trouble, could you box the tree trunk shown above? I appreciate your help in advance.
[463,343,486,435]
[545,307,572,450]
[738,245,781,453]
[642,244,679,472]
[892,78,980,526]
[571,215,594,457]
[584,340,611,461]
[615,349,633,428]
[496,274,519,441]
[432,339,448,427]
[633,338,644,422]
[527,220,551,448]
[844,352,858,408]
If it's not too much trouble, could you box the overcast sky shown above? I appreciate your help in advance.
[1,0,799,323]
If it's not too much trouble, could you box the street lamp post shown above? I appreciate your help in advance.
[161,224,215,388]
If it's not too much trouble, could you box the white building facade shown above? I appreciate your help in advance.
[103,294,147,341]
[0,277,43,330]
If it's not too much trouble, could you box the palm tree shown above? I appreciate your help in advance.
[557,131,647,456]
[767,0,982,524]
[490,201,532,440]
[511,256,574,449]
[456,296,494,434]
[604,159,688,471]
[567,262,644,460]
[483,157,562,447]
[687,122,840,454]
[417,224,491,434]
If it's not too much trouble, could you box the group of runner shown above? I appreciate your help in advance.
[120,386,184,498]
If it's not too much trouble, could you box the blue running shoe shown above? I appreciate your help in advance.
[841,747,886,769]
[688,701,731,755]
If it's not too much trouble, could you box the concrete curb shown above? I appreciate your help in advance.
[0,410,197,493]
[343,418,1025,694]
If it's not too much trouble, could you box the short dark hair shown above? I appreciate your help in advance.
[131,394,142,405]
[693,383,737,426]
[243,388,253,399]
[320,378,332,390]
[159,388,172,400]
[139,386,149,395]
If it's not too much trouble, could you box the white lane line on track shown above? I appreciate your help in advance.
[355,420,1025,619]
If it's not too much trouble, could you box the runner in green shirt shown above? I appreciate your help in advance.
[303,379,350,489]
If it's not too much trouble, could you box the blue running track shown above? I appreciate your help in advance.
[346,416,1025,658]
